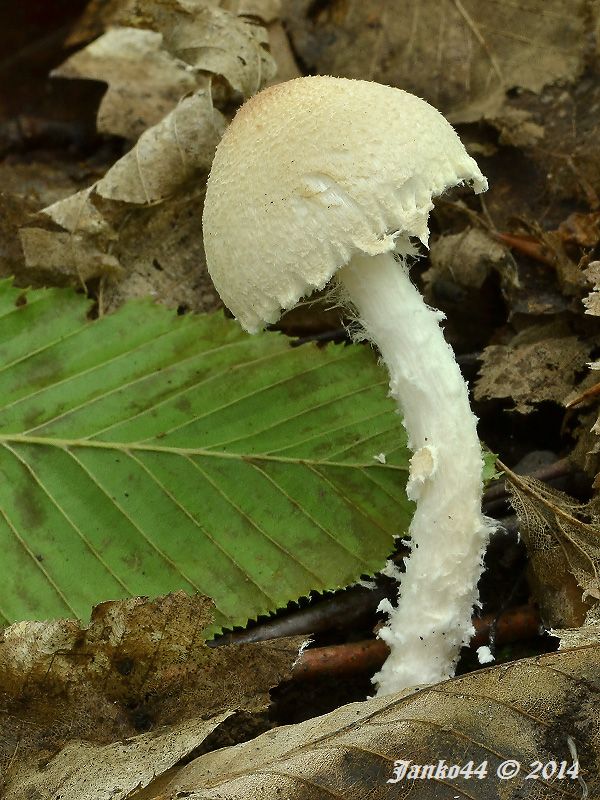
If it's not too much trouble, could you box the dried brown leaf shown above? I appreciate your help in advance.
[58,8,290,147]
[121,0,276,98]
[19,88,225,294]
[6,715,232,800]
[283,0,588,122]
[506,466,600,628]
[227,0,281,23]
[96,88,224,203]
[0,161,107,285]
[149,646,600,799]
[475,325,591,413]
[0,593,301,796]
[68,0,281,47]
[58,0,276,140]
[425,228,513,291]
[53,27,198,140]
[20,226,123,285]
[584,261,600,318]
[19,0,282,300]
[553,605,600,651]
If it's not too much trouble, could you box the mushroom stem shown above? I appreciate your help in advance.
[338,250,494,696]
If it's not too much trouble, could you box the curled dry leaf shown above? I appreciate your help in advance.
[554,605,600,651]
[283,0,588,123]
[19,185,122,285]
[584,261,600,318]
[6,715,232,800]
[422,226,517,351]
[116,0,276,99]
[227,0,281,23]
[20,0,277,299]
[68,0,281,47]
[63,0,277,124]
[53,27,199,141]
[155,2,276,97]
[505,465,600,628]
[426,228,512,292]
[475,323,592,414]
[148,646,600,799]
[0,593,302,797]
[95,88,225,203]
[19,88,225,296]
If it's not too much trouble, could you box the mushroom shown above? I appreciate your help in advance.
[202,76,496,696]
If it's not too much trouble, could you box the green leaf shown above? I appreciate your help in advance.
[0,281,415,632]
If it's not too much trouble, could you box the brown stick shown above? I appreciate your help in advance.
[495,232,555,265]
[483,457,572,507]
[291,604,542,681]
[565,382,600,408]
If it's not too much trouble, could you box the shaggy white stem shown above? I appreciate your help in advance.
[338,251,494,696]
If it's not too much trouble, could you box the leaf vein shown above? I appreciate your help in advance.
[132,451,278,608]
[5,443,133,595]
[189,457,331,590]
[307,463,393,538]
[249,461,370,568]
[65,448,202,594]
[325,425,405,461]
[26,335,258,435]
[137,348,357,443]
[0,450,78,616]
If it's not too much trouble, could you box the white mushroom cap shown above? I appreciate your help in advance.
[203,76,487,333]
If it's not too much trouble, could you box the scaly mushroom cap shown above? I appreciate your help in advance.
[203,76,487,333]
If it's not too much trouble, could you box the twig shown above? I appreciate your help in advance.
[565,382,600,409]
[291,604,542,681]
[483,457,572,509]
[495,232,555,266]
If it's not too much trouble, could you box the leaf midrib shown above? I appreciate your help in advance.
[0,433,409,471]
